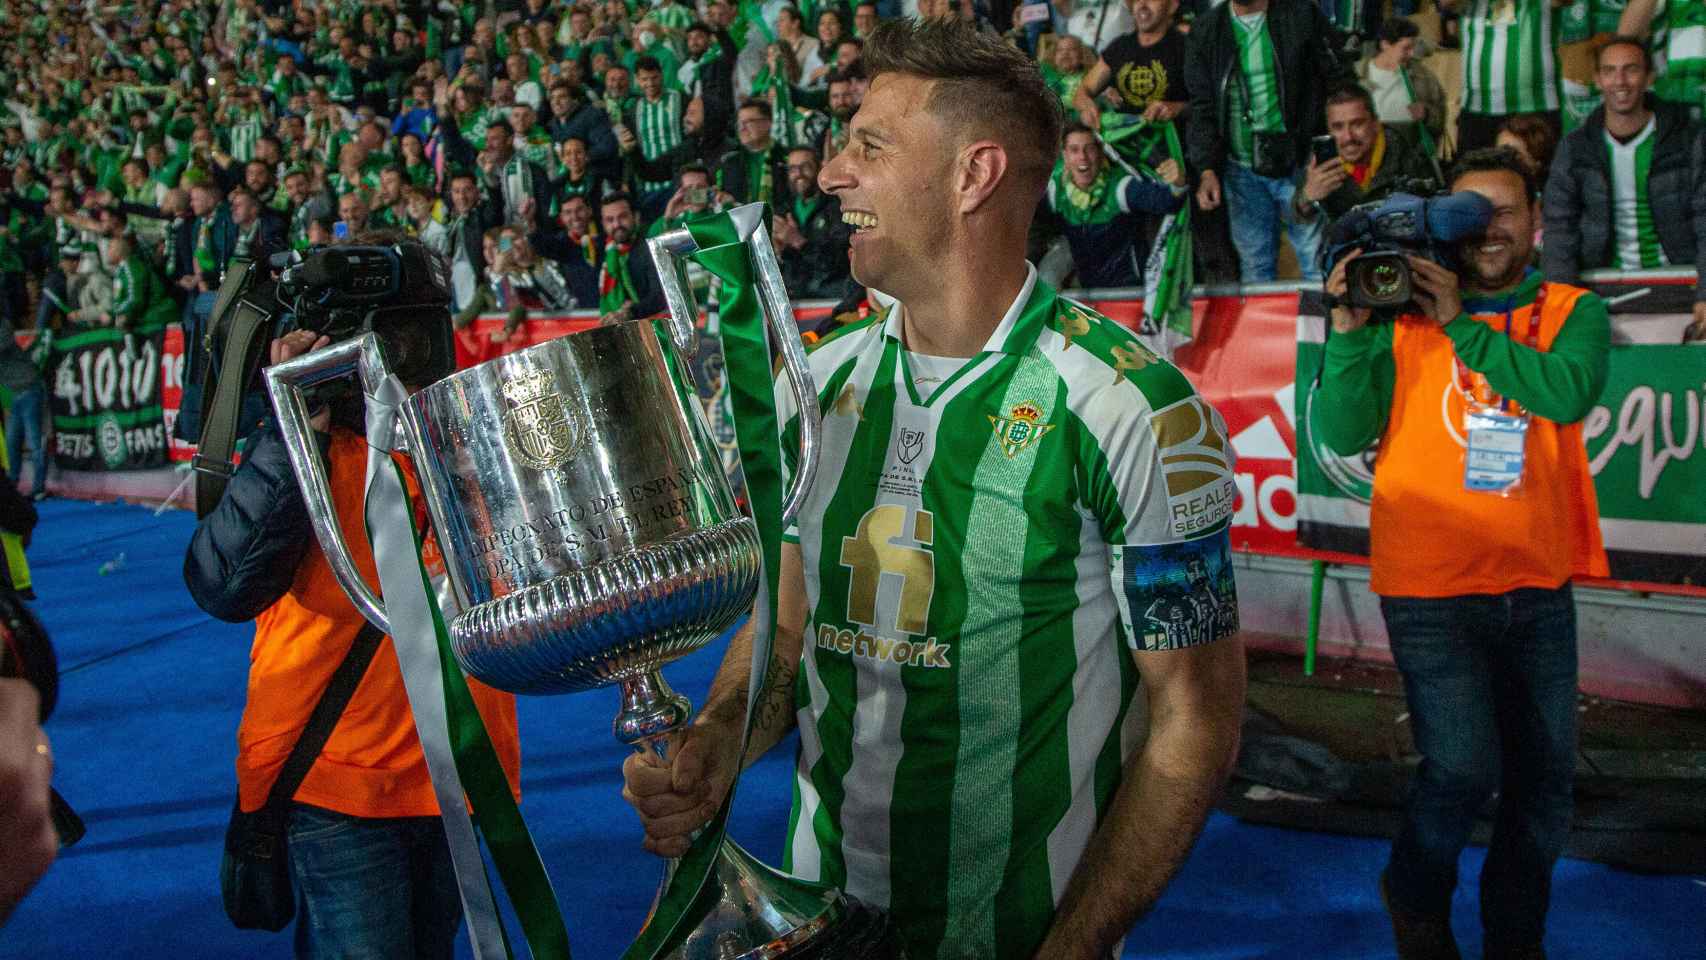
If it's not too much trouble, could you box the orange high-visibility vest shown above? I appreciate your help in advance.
[1369,284,1609,598]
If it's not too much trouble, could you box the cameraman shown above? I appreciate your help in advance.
[1317,147,1609,960]
[183,236,521,958]
[1293,85,1440,232]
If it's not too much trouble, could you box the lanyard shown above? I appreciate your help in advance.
[1453,280,1546,413]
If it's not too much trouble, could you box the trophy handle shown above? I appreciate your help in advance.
[647,217,822,524]
[263,332,400,633]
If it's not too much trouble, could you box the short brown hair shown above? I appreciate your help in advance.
[863,17,1062,190]
[1596,33,1654,71]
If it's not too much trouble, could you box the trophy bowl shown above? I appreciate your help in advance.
[266,214,901,960]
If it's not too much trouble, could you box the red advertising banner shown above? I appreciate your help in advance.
[97,289,1699,599]
[161,326,193,463]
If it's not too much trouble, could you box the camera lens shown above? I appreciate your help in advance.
[1353,257,1407,305]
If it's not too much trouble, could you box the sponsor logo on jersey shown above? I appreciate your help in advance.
[1149,395,1237,536]
[841,505,935,634]
[988,401,1056,459]
[814,623,954,669]
[1109,341,1157,384]
[1057,305,1093,350]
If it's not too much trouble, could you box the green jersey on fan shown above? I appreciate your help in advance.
[1459,0,1562,116]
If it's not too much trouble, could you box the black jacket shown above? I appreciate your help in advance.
[779,192,855,301]
[529,227,602,306]
[714,143,792,206]
[446,194,504,277]
[1315,123,1442,223]
[618,240,667,321]
[1543,98,1706,299]
[545,100,621,181]
[183,418,321,623]
[1184,0,1346,178]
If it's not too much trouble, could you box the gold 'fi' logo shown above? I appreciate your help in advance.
[501,367,586,471]
[988,401,1055,458]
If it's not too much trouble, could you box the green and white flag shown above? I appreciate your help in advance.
[1101,116,1194,353]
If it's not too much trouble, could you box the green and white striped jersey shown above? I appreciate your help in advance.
[224,108,265,163]
[774,269,1240,960]
[1460,0,1561,115]
[1605,116,1669,269]
[634,91,685,192]
[1225,11,1285,165]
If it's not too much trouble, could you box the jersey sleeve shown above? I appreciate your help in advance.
[1078,373,1240,651]
[1116,175,1186,216]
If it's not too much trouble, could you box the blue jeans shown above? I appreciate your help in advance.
[1379,585,1579,949]
[288,803,463,960]
[6,385,46,496]
[1222,161,1324,282]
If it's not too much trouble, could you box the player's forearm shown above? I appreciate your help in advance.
[1034,677,1243,958]
[697,618,801,768]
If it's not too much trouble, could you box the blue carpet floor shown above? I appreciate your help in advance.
[3,500,1702,959]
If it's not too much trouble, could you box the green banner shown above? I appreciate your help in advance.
[1295,289,1706,587]
[48,326,169,471]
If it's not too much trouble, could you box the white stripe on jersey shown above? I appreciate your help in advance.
[1607,117,1662,269]
[785,325,883,883]
[1045,509,1129,902]
[835,346,1000,908]
[1034,320,1169,543]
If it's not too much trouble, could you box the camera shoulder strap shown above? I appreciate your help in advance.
[263,621,384,812]
[192,293,276,518]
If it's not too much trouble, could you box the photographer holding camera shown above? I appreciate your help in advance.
[1293,85,1440,232]
[1317,147,1609,960]
[182,235,521,958]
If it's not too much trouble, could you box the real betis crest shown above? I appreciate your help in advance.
[501,367,586,471]
[988,401,1055,459]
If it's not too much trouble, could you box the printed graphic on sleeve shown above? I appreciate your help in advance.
[1114,531,1239,651]
[1148,395,1237,538]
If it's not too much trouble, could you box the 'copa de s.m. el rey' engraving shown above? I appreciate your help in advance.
[473,467,703,579]
[501,367,586,470]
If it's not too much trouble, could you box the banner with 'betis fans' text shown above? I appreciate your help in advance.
[47,325,170,471]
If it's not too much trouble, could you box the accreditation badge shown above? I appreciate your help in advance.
[1463,405,1529,496]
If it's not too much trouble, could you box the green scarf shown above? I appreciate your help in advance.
[598,241,637,314]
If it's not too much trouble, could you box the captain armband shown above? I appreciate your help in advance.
[1110,529,1240,652]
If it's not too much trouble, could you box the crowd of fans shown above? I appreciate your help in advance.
[0,0,1701,490]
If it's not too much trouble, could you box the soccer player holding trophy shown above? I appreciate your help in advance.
[623,18,1247,960]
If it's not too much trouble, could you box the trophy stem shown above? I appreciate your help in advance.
[615,670,694,761]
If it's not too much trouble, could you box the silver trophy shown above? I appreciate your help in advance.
[266,220,897,958]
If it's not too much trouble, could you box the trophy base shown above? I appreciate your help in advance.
[650,840,905,959]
